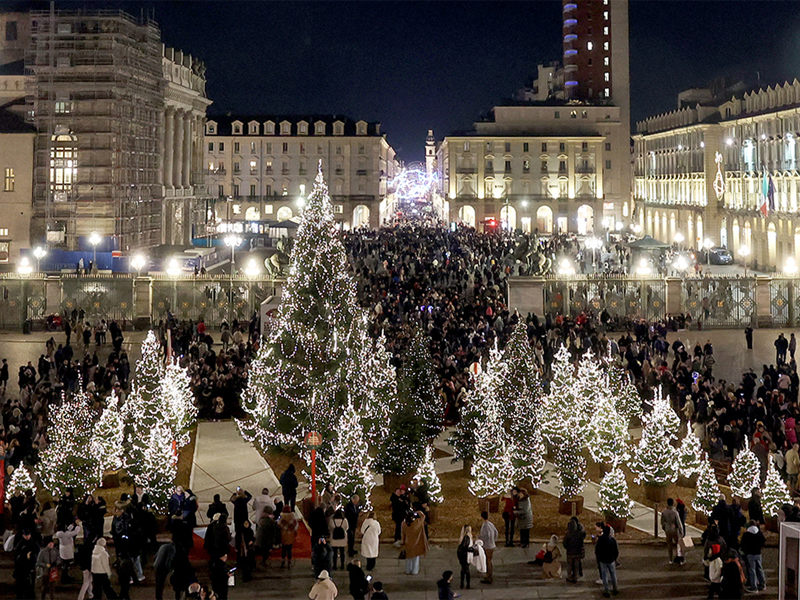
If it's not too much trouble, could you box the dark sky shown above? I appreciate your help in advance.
[17,1,800,162]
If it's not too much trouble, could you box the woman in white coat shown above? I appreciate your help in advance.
[360,511,382,571]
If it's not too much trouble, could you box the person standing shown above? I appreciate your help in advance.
[280,465,299,511]
[563,517,585,583]
[514,488,533,548]
[359,511,381,572]
[209,553,230,600]
[279,505,299,568]
[54,520,80,582]
[347,559,369,600]
[740,521,766,593]
[390,486,410,546]
[313,537,334,579]
[13,530,38,600]
[707,544,724,599]
[229,487,252,547]
[661,498,684,564]
[776,333,789,364]
[90,538,117,599]
[744,326,753,350]
[594,524,619,598]
[0,357,9,391]
[308,570,338,600]
[344,494,360,558]
[720,549,745,599]
[748,489,765,526]
[36,540,61,600]
[787,443,800,493]
[456,525,475,590]
[791,333,797,360]
[329,509,348,571]
[501,490,516,547]
[478,510,497,584]
[401,510,428,576]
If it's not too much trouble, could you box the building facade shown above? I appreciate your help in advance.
[0,9,210,253]
[203,115,398,233]
[633,79,800,270]
[0,103,35,265]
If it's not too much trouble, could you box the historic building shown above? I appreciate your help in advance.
[0,101,35,265]
[633,79,800,270]
[203,115,398,232]
[0,9,211,252]
[437,0,631,234]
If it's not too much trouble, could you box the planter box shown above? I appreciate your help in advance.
[605,516,627,533]
[676,474,698,488]
[558,496,584,516]
[477,496,500,513]
[382,473,411,493]
[765,516,779,533]
[644,484,669,503]
[598,463,612,477]
[155,515,169,534]
[101,471,120,489]
[517,479,540,496]
[461,458,474,475]
[695,512,709,527]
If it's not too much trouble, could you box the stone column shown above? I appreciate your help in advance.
[182,112,192,188]
[173,109,184,188]
[195,115,205,184]
[164,107,175,189]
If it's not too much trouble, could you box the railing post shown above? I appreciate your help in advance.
[790,279,796,327]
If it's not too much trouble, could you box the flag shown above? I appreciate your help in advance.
[768,175,776,213]
[759,171,769,218]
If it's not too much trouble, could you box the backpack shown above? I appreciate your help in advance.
[332,519,345,540]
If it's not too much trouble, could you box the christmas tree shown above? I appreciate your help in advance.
[728,446,762,499]
[323,401,375,509]
[400,328,442,438]
[540,345,590,498]
[38,391,101,497]
[239,164,368,447]
[159,360,197,449]
[347,330,396,443]
[608,366,642,421]
[375,396,428,476]
[7,465,36,496]
[137,422,178,510]
[413,444,443,504]
[692,458,721,516]
[588,396,630,466]
[91,391,125,474]
[469,412,516,498]
[628,389,679,486]
[676,429,704,478]
[762,457,792,517]
[575,350,610,413]
[597,466,634,519]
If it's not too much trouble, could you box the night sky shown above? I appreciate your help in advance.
[14,1,800,162]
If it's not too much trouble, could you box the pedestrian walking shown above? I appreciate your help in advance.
[740,520,766,592]
[661,498,684,564]
[279,505,299,568]
[595,524,619,598]
[347,558,369,600]
[478,510,497,583]
[790,333,797,360]
[329,509,348,570]
[14,530,38,600]
[279,464,299,511]
[563,516,585,583]
[436,570,458,600]
[359,511,381,571]
[309,570,338,600]
[401,510,428,576]
[90,538,117,599]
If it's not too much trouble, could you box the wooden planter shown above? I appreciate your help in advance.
[155,515,170,534]
[598,463,612,477]
[428,505,438,525]
[101,470,120,489]
[695,512,709,527]
[765,516,779,533]
[644,484,669,503]
[558,496,584,516]
[676,474,698,488]
[382,473,411,493]
[461,458,474,474]
[604,515,627,533]
[477,496,500,513]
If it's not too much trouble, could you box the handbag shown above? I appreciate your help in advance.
[682,535,694,549]
[398,549,406,560]
[228,573,235,587]
[48,567,60,584]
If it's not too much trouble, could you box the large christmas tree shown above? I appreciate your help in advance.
[692,458,721,516]
[608,366,642,421]
[469,412,516,498]
[238,164,379,448]
[138,422,178,510]
[347,330,396,443]
[676,429,704,478]
[7,465,36,496]
[588,396,630,466]
[728,446,761,499]
[762,457,791,517]
[400,328,442,438]
[323,401,375,508]
[91,391,125,474]
[628,389,680,486]
[159,360,197,449]
[38,391,101,497]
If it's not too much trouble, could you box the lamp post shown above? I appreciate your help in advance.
[785,257,798,276]
[89,232,101,270]
[17,257,32,276]
[131,254,146,277]
[673,255,689,280]
[739,244,751,278]
[703,238,713,266]
[224,235,242,325]
[33,247,47,273]
[673,232,684,251]
[167,259,180,315]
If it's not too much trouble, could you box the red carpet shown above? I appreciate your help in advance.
[187,522,312,562]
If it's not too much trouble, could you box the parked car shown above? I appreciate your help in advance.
[696,246,734,265]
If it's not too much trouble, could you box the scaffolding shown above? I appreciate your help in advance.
[26,9,164,250]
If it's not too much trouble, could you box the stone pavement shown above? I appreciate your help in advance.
[0,541,779,599]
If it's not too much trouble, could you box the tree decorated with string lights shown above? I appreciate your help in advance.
[38,391,101,498]
[540,345,590,499]
[401,328,442,438]
[238,164,371,448]
[597,466,634,519]
[588,396,630,466]
[137,422,178,510]
[628,389,680,487]
[692,458,721,516]
[91,391,125,474]
[347,329,396,443]
[159,360,197,449]
[7,465,36,497]
[414,444,443,504]
[469,412,516,498]
[376,393,428,477]
[676,428,704,478]
[728,446,762,499]
[323,401,375,509]
[762,457,792,517]
[608,366,642,421]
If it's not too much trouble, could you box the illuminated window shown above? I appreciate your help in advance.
[604,56,609,66]
[523,160,530,173]
[605,87,610,98]
[604,41,609,51]
[264,204,274,214]
[604,26,609,35]
[250,142,256,153]
[3,168,14,192]
[265,161,273,174]
[50,133,77,201]
[604,72,610,82]
[587,41,593,51]
[233,204,241,214]
[249,160,257,174]
[571,111,577,119]
[603,10,608,19]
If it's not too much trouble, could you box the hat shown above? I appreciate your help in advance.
[399,485,407,491]
[318,570,330,580]
[212,513,223,522]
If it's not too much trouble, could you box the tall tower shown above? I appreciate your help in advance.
[425,129,436,176]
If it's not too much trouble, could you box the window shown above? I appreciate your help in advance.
[334,122,344,135]
[605,160,612,169]
[50,133,77,201]
[233,204,241,214]
[505,142,511,152]
[249,123,258,134]
[582,110,588,118]
[282,142,288,154]
[249,160,257,174]
[486,160,494,172]
[234,124,241,135]
[587,41,593,51]
[266,185,273,196]
[334,204,344,214]
[233,184,240,197]
[250,184,256,197]
[504,160,512,172]
[54,98,71,114]
[265,161,273,174]
[207,124,215,134]
[486,142,492,152]
[570,111,577,119]
[541,142,547,152]
[208,142,214,152]
[603,41,609,51]
[233,162,240,174]
[559,142,566,152]
[281,122,291,135]
[299,123,307,135]
[4,168,14,192]
[0,229,9,236]
[604,72,610,82]
[218,185,224,197]
[588,58,593,67]
[604,10,609,19]
[523,160,530,173]
[300,143,305,155]
[523,142,529,153]
[604,26,609,35]
[265,122,275,135]
[5,21,17,41]
[463,142,470,152]
[555,111,560,119]
[57,23,72,34]
[604,56,609,66]
[219,142,225,152]
[559,160,567,172]
[265,143,272,154]
[315,122,325,135]
[250,142,256,154]
[234,142,240,154]
[605,142,611,151]
[359,145,365,155]
[541,160,548,172]
[605,87,610,98]
[57,56,70,68]
[336,146,342,155]
[581,142,589,152]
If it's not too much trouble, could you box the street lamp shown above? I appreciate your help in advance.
[703,238,713,265]
[739,244,751,278]
[89,232,101,268]
[17,257,32,276]
[166,259,181,277]
[557,258,575,276]
[224,235,242,274]
[636,257,652,276]
[673,232,684,250]
[673,255,689,279]
[131,254,146,277]
[786,257,798,275]
[585,237,602,271]
[244,258,260,277]
[33,247,47,273]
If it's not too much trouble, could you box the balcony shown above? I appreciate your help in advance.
[456,167,476,174]
[356,169,368,176]
[281,169,290,176]
[576,166,595,174]
[205,168,226,176]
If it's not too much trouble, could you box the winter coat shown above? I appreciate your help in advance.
[401,512,429,559]
[661,506,683,535]
[35,546,60,577]
[91,538,112,576]
[594,532,619,564]
[360,517,381,559]
[308,578,338,600]
[563,520,586,558]
[328,516,348,548]
[740,526,765,556]
[347,562,369,597]
[279,512,299,546]
[721,558,745,597]
[256,514,280,551]
[515,496,533,529]
[54,525,80,561]
[312,544,333,577]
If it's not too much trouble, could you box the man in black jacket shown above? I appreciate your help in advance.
[740,520,766,592]
[594,525,619,598]
[345,494,361,557]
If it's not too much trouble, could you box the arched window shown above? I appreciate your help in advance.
[536,205,553,234]
[51,132,77,201]
[276,206,293,221]
[353,205,370,228]
[458,205,476,228]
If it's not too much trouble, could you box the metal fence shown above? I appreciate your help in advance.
[681,277,756,328]
[543,276,667,322]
